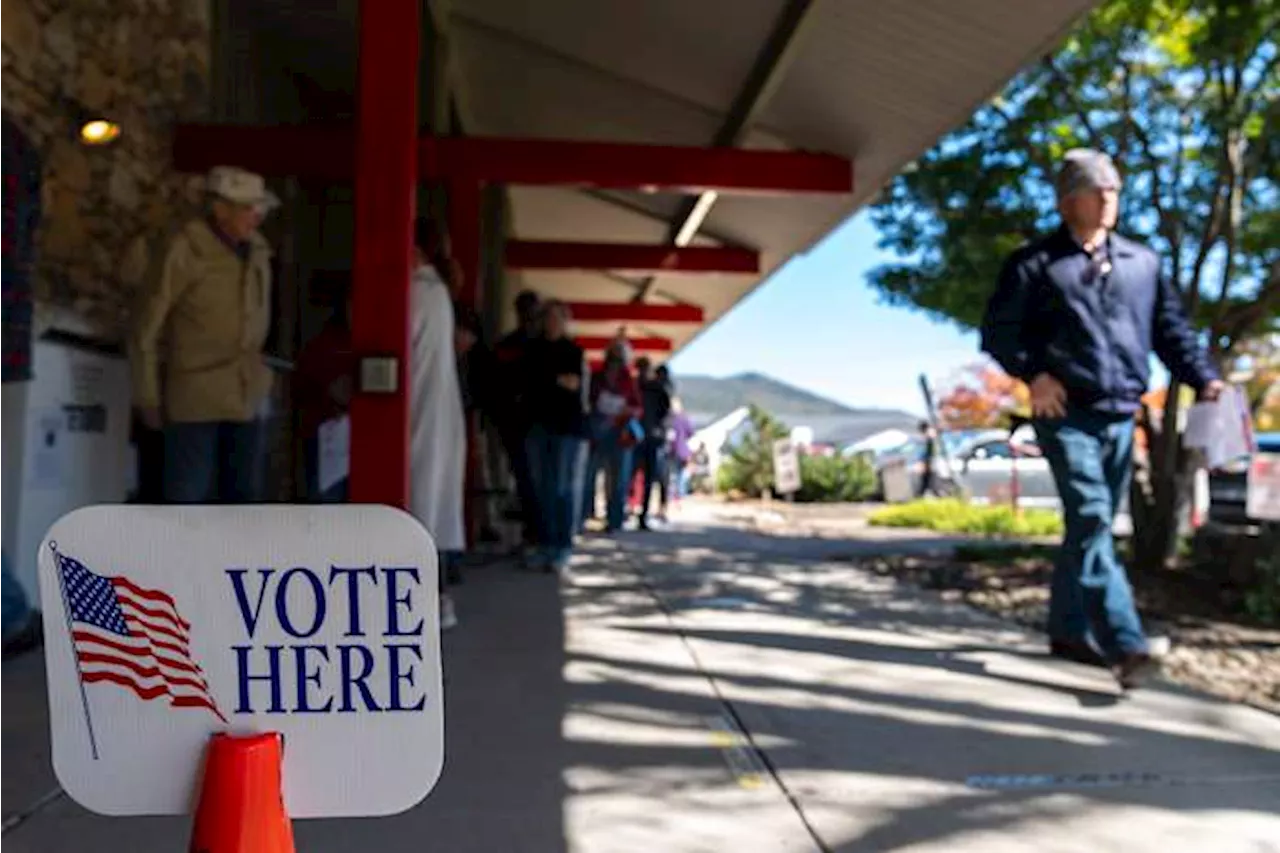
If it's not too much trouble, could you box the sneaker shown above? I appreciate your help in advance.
[1147,635,1172,658]
[440,594,458,631]
[1115,652,1160,690]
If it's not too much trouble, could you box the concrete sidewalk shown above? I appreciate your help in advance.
[3,513,1279,851]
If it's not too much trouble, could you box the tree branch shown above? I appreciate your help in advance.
[1040,57,1103,146]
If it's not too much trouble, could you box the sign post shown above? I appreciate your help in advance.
[39,505,444,822]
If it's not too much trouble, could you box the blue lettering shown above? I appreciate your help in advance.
[227,569,274,638]
[234,645,285,713]
[328,566,377,636]
[292,645,334,713]
[276,567,326,638]
[386,643,427,711]
[383,567,424,637]
[337,644,382,712]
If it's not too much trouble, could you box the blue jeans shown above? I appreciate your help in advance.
[527,427,586,562]
[1035,410,1147,661]
[584,420,633,532]
[164,421,265,504]
[2,551,33,641]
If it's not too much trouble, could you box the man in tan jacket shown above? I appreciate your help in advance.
[130,167,278,503]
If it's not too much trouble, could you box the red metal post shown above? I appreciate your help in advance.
[348,0,420,507]
[506,241,759,274]
[448,178,483,544]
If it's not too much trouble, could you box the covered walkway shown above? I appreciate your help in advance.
[6,513,1279,851]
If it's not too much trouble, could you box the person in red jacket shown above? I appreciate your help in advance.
[583,342,642,533]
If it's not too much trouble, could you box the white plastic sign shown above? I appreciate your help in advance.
[1247,453,1280,522]
[38,505,443,818]
[772,439,801,495]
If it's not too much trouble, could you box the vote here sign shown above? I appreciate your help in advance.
[38,505,443,818]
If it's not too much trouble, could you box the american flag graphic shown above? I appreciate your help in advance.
[55,549,226,724]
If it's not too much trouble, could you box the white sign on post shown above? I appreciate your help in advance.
[39,504,443,819]
[772,439,801,496]
[1246,453,1280,522]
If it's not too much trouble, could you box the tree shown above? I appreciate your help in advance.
[716,405,790,498]
[935,362,1031,430]
[868,0,1280,568]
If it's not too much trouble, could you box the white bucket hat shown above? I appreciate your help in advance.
[206,166,280,213]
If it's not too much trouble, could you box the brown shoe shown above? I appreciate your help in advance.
[1115,652,1160,691]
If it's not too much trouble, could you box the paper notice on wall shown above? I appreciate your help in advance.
[1183,386,1254,470]
[27,409,67,491]
[318,414,351,493]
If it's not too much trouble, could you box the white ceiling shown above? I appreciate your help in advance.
[256,0,1097,357]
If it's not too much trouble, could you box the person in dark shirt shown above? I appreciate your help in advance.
[981,148,1223,691]
[634,358,673,530]
[524,300,588,571]
[492,290,542,550]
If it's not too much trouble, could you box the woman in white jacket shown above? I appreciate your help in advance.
[409,218,466,630]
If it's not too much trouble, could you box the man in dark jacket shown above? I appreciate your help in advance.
[981,148,1223,690]
[634,357,672,530]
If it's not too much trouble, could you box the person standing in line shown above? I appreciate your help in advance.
[130,167,278,504]
[981,148,1222,690]
[584,342,642,533]
[665,396,696,512]
[294,284,353,502]
[408,218,467,631]
[2,111,43,657]
[492,290,542,555]
[634,358,673,530]
[524,300,589,572]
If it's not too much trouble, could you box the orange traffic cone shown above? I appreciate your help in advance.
[189,733,295,853]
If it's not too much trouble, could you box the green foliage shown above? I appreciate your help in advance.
[869,499,1065,538]
[1245,525,1280,625]
[716,405,790,498]
[868,0,1280,349]
[794,454,877,503]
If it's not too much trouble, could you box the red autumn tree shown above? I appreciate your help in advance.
[935,361,1031,430]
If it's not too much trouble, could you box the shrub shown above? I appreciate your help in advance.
[868,498,1063,538]
[716,405,790,498]
[795,454,877,503]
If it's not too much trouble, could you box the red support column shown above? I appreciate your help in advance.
[349,0,420,507]
[448,178,483,545]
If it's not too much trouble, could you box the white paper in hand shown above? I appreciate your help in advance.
[1183,386,1253,470]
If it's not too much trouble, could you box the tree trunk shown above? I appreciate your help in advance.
[1130,383,1187,571]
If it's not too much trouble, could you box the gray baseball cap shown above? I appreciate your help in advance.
[1056,148,1122,196]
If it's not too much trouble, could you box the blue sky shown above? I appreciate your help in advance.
[670,211,981,416]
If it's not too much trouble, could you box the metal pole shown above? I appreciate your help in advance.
[348,0,421,507]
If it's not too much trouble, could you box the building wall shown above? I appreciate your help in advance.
[1,0,212,340]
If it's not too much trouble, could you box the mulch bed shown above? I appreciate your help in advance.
[861,545,1280,714]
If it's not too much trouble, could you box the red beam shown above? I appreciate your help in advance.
[348,0,419,508]
[506,241,758,274]
[173,125,853,195]
[566,302,704,324]
[428,136,852,194]
[575,336,673,353]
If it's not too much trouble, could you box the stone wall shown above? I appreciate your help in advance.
[1,0,211,340]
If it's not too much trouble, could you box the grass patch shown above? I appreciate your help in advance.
[868,499,1063,538]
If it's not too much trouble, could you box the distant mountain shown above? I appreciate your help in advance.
[671,372,920,447]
